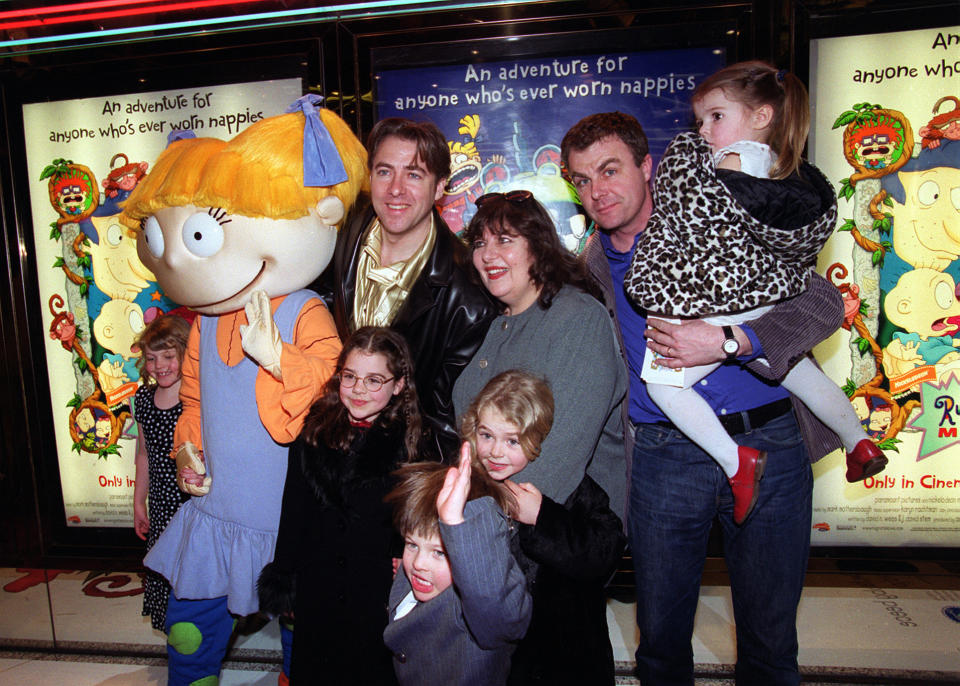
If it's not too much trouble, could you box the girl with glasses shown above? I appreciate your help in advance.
[259,326,425,685]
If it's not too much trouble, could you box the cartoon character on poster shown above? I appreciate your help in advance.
[829,97,960,458]
[440,114,486,234]
[918,96,960,150]
[494,142,588,253]
[85,152,178,397]
[40,154,176,458]
[437,113,588,251]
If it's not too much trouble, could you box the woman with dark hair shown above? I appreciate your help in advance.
[452,191,628,685]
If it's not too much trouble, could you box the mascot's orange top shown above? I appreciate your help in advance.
[118,100,370,449]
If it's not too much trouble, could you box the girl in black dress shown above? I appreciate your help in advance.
[132,314,191,631]
[259,326,425,685]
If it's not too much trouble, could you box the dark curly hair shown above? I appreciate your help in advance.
[462,193,600,309]
[301,326,422,457]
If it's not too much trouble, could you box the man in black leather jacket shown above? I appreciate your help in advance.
[319,118,497,460]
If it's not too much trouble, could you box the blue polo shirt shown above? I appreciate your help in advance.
[599,230,789,425]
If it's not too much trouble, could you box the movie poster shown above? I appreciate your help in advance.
[22,78,302,527]
[809,26,960,546]
[375,47,725,251]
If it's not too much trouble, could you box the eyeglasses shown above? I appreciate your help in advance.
[475,189,533,208]
[340,370,395,392]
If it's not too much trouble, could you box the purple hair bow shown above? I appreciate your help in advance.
[286,93,349,187]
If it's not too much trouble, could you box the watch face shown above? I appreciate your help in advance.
[723,338,739,355]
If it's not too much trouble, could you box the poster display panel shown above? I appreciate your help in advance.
[809,26,960,546]
[22,77,302,528]
[375,47,725,250]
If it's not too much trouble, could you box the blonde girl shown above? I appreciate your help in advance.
[132,313,190,631]
[461,369,625,686]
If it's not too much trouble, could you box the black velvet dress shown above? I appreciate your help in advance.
[507,475,626,686]
[259,423,406,685]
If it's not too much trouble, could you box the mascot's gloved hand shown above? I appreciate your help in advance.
[240,289,283,380]
[175,441,211,496]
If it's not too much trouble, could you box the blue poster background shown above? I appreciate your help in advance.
[375,47,725,250]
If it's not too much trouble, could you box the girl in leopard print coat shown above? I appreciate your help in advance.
[625,61,884,525]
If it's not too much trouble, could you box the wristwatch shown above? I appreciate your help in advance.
[721,325,740,359]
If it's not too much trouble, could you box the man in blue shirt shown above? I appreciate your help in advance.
[562,112,842,686]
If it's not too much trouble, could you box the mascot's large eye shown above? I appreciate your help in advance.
[129,306,145,335]
[951,185,960,212]
[106,222,123,246]
[182,212,224,258]
[935,279,954,310]
[917,180,940,207]
[142,216,165,258]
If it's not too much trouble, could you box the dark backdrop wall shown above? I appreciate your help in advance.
[0,0,954,567]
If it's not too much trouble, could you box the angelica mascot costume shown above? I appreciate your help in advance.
[121,95,367,686]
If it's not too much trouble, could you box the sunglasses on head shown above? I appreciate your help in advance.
[475,189,533,208]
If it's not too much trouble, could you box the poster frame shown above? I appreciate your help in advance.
[0,39,321,563]
[799,3,960,560]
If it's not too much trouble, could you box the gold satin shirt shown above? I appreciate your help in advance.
[352,216,436,329]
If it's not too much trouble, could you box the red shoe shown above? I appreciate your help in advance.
[846,439,887,482]
[729,446,767,525]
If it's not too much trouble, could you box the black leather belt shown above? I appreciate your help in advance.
[656,397,793,435]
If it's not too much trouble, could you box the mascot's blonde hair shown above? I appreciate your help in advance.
[120,109,368,227]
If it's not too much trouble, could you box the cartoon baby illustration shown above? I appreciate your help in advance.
[852,395,893,439]
[883,267,960,378]
[75,407,95,435]
[882,143,960,271]
[87,215,156,301]
[835,103,913,181]
[92,298,145,390]
[94,416,113,446]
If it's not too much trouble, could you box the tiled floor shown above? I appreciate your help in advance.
[1,566,959,684]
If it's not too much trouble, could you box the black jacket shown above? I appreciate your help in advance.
[508,475,626,685]
[258,425,406,685]
[320,204,497,460]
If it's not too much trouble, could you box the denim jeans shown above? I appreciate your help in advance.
[630,411,812,686]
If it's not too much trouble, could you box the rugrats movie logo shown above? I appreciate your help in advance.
[907,373,960,460]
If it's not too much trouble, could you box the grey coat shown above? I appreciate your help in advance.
[383,497,532,686]
[452,285,629,524]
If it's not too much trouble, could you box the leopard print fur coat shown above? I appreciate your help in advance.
[625,131,837,317]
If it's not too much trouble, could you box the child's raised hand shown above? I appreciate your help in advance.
[437,442,472,526]
[504,480,542,525]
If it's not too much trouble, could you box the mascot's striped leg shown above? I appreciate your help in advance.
[165,595,236,686]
